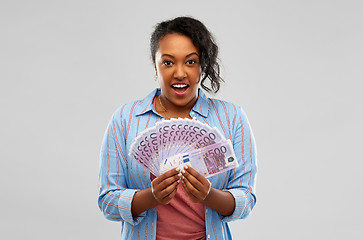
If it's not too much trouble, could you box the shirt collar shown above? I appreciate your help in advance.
[134,88,159,116]
[192,88,209,118]
[134,88,209,118]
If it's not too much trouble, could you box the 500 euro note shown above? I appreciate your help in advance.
[159,139,238,178]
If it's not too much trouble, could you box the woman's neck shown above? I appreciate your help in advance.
[155,95,196,119]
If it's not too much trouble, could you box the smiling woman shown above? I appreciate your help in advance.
[98,16,257,240]
[155,33,202,118]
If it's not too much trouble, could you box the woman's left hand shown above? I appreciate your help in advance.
[181,165,211,203]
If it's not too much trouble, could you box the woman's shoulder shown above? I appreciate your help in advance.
[111,99,143,120]
[111,89,158,122]
[205,96,250,127]
[206,97,243,115]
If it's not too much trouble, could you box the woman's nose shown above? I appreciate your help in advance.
[173,64,187,80]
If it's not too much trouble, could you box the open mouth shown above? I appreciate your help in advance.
[171,83,189,91]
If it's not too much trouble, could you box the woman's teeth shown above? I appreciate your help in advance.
[172,84,188,88]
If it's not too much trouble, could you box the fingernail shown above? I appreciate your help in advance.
[178,173,182,177]
[181,170,185,174]
[176,167,180,172]
[184,165,188,169]
[177,179,180,183]
[182,176,185,179]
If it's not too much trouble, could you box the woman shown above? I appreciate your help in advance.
[98,16,257,240]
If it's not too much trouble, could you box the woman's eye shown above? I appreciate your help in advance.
[162,60,173,66]
[186,60,198,65]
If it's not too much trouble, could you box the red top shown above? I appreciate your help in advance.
[151,175,206,240]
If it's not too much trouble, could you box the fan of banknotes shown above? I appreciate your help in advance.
[129,118,238,177]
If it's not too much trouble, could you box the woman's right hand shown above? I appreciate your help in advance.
[151,167,181,205]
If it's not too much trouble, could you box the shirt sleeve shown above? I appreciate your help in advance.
[221,106,257,222]
[98,111,146,226]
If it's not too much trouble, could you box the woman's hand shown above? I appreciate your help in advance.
[180,165,211,203]
[151,167,181,205]
[180,165,235,216]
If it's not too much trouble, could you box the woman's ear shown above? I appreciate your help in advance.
[198,71,205,83]
[154,65,158,81]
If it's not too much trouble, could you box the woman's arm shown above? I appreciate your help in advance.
[99,107,183,222]
[181,106,257,218]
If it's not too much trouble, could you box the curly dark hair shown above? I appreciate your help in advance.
[150,16,223,94]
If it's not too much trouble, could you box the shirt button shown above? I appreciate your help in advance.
[208,234,210,238]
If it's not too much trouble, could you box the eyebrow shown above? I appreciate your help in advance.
[161,52,199,59]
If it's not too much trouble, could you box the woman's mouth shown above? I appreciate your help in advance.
[171,83,189,95]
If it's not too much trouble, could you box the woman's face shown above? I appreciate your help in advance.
[155,33,202,110]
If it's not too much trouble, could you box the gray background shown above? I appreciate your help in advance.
[1,0,362,239]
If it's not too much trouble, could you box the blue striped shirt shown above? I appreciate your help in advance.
[98,88,257,240]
